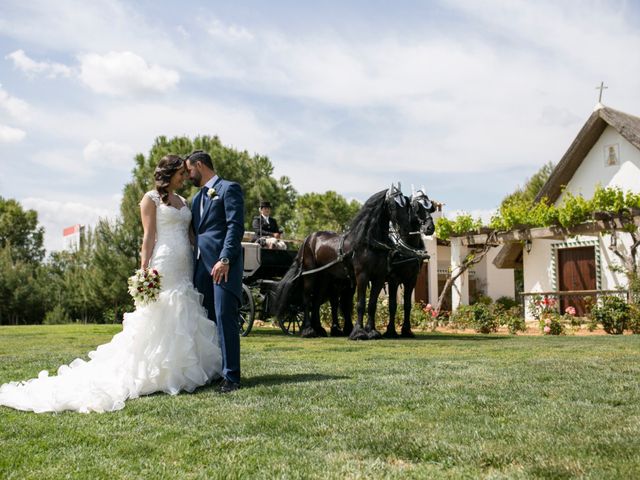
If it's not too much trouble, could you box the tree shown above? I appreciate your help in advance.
[0,197,45,263]
[89,219,139,322]
[285,191,361,239]
[500,161,554,205]
[0,244,47,324]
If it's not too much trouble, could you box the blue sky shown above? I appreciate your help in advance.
[1,0,639,252]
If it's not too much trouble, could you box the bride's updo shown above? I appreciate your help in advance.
[154,154,185,205]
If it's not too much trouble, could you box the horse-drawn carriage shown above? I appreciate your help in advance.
[238,184,437,340]
[238,243,303,336]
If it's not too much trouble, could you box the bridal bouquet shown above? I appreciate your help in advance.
[128,268,162,305]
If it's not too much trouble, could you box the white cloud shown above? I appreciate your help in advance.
[0,123,26,142]
[0,84,30,122]
[78,51,180,96]
[2,0,640,215]
[22,197,117,253]
[5,49,72,78]
[83,139,134,171]
[0,0,203,75]
[32,98,283,163]
[207,18,254,42]
[32,149,83,176]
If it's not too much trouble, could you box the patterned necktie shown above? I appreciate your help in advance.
[200,186,208,216]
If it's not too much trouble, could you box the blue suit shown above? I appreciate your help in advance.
[192,178,244,384]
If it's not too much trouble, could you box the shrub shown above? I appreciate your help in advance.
[411,302,433,330]
[627,303,640,334]
[43,305,72,325]
[496,296,519,310]
[539,313,565,335]
[528,294,558,320]
[591,296,629,335]
[499,306,527,334]
[472,294,493,306]
[449,305,474,330]
[473,303,499,333]
[449,303,502,334]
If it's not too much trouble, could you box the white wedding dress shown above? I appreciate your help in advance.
[0,191,222,413]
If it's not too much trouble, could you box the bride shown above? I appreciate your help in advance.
[0,155,222,413]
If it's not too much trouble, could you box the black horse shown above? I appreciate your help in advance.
[384,189,437,338]
[275,185,413,340]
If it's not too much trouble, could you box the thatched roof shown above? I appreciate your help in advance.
[535,105,640,204]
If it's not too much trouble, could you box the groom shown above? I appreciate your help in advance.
[186,150,245,393]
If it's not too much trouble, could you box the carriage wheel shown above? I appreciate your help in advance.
[277,307,304,336]
[239,284,255,337]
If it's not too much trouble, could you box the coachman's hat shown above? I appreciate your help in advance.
[259,200,272,208]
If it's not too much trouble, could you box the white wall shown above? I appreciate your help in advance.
[559,125,640,203]
[597,233,634,290]
[476,247,515,300]
[523,239,557,318]
[523,234,635,319]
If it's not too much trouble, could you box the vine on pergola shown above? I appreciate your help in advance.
[433,186,640,313]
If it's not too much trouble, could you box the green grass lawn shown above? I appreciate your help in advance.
[1,325,639,479]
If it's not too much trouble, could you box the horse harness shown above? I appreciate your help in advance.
[300,234,352,278]
[300,231,429,280]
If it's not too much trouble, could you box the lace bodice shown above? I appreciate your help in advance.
[144,191,193,289]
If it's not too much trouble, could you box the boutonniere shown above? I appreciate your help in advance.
[207,188,218,199]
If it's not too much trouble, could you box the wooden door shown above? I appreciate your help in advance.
[414,262,429,304]
[557,246,596,316]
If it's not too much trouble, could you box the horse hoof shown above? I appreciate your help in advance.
[368,329,383,340]
[349,328,369,341]
[330,327,345,337]
[301,327,318,338]
[383,329,399,339]
[315,327,328,337]
[400,328,416,338]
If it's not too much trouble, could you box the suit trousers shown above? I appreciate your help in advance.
[194,259,241,384]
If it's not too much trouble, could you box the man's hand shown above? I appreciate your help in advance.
[212,261,230,284]
[274,232,281,239]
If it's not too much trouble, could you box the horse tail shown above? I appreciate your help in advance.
[274,235,311,319]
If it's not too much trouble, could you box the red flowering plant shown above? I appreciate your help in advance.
[422,303,445,330]
[128,268,162,306]
[529,294,564,335]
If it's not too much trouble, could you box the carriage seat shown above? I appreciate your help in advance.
[242,242,261,277]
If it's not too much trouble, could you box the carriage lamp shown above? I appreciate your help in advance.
[524,239,532,254]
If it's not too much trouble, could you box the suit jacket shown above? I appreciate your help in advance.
[251,215,282,242]
[192,178,245,299]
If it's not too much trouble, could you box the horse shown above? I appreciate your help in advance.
[384,188,437,338]
[275,185,413,340]
[324,189,437,338]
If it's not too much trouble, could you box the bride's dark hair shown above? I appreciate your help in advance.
[154,155,185,205]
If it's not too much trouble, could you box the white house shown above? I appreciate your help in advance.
[491,104,640,318]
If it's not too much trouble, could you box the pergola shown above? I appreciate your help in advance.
[448,214,640,310]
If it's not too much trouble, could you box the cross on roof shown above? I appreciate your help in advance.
[596,81,608,103]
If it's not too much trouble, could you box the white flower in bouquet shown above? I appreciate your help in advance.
[127,268,162,306]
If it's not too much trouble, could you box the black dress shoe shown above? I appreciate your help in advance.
[218,379,241,393]
[208,376,224,386]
